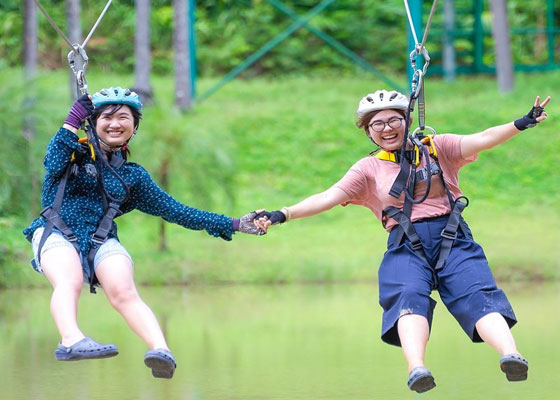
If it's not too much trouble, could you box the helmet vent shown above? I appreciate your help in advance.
[356,90,409,118]
[92,86,143,111]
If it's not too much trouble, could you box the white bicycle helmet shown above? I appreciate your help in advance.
[357,90,409,118]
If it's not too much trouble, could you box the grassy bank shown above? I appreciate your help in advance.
[2,70,559,286]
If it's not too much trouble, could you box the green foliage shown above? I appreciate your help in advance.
[5,1,558,77]
[135,91,236,211]
[0,68,69,217]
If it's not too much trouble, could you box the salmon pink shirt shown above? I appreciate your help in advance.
[334,134,478,232]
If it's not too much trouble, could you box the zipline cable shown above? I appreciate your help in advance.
[404,0,438,53]
[82,0,114,48]
[396,0,440,205]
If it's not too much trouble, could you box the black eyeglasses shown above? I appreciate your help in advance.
[368,117,404,132]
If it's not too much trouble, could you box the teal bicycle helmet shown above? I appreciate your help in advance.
[92,87,143,111]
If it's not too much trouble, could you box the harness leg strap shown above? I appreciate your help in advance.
[87,202,122,293]
[384,206,429,264]
[35,165,81,265]
[435,197,468,271]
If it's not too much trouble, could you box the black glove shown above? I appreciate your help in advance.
[514,106,544,131]
[254,210,286,225]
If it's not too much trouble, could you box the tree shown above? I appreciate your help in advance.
[23,0,39,215]
[490,0,514,92]
[442,0,456,82]
[173,0,192,111]
[133,0,153,104]
[66,0,82,101]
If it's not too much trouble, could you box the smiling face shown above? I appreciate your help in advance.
[366,109,407,151]
[95,104,136,151]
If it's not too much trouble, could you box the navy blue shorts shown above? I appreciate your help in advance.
[378,215,517,347]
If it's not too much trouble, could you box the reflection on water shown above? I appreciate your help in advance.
[0,282,558,400]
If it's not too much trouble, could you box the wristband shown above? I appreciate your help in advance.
[281,207,291,222]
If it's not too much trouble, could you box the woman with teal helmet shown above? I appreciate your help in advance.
[24,87,264,379]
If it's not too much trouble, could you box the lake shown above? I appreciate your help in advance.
[0,282,558,400]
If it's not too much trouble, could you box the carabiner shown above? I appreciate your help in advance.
[68,45,89,95]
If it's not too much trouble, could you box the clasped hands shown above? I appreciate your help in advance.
[237,209,287,235]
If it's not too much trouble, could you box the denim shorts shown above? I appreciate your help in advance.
[31,227,133,279]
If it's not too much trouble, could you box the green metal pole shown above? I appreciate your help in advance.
[407,0,423,90]
[546,0,554,66]
[197,0,337,102]
[267,0,404,92]
[189,0,197,98]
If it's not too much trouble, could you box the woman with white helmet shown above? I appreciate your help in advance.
[23,88,264,379]
[254,89,550,393]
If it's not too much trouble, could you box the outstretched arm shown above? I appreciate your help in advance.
[255,186,351,232]
[460,95,550,159]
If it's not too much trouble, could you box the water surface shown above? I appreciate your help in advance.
[0,282,557,400]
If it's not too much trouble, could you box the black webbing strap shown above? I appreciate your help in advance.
[36,165,81,265]
[389,158,411,198]
[86,201,121,293]
[383,206,428,264]
[435,196,469,271]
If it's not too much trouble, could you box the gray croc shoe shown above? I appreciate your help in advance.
[407,366,436,393]
[144,349,177,379]
[55,337,119,361]
[500,354,528,382]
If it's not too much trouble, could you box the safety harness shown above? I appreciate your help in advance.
[33,137,127,294]
[374,132,470,289]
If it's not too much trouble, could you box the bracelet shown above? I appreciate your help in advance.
[281,207,291,222]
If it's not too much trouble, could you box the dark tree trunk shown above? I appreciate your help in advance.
[133,0,154,104]
[173,0,192,110]
[442,0,456,82]
[66,0,82,101]
[490,0,514,92]
[158,158,170,252]
[23,0,39,216]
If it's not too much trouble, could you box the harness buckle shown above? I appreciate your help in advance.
[410,240,424,252]
[66,233,78,242]
[91,233,106,246]
[417,169,427,181]
[441,229,457,241]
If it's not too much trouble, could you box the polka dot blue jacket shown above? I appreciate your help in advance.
[24,128,235,256]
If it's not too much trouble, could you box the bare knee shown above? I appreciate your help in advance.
[41,251,84,296]
[105,285,141,310]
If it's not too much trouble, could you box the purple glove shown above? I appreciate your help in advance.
[64,94,94,129]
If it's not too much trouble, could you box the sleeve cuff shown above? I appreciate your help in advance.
[232,218,240,231]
